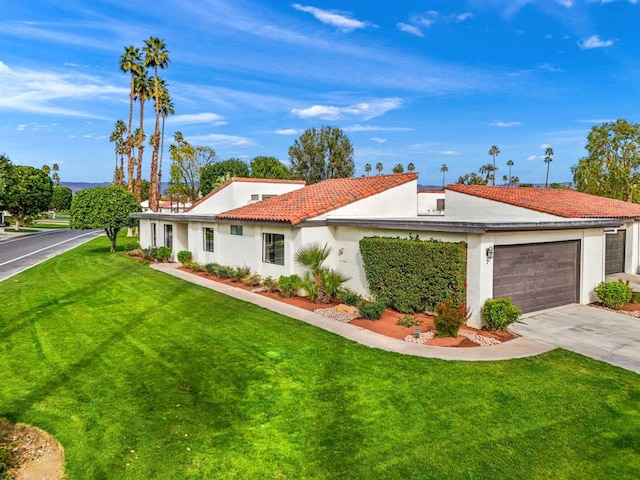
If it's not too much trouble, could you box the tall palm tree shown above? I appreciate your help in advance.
[544,147,553,188]
[119,46,142,189]
[110,120,127,186]
[506,159,514,185]
[511,176,520,185]
[52,163,60,186]
[133,71,152,200]
[157,79,174,201]
[392,163,404,174]
[143,36,170,212]
[488,145,500,186]
[42,164,51,176]
[407,162,415,172]
[375,162,383,174]
[502,175,509,184]
[364,163,371,176]
[441,164,448,188]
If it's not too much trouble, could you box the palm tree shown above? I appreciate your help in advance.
[110,120,127,186]
[392,163,404,174]
[157,79,174,201]
[119,46,142,188]
[364,163,371,176]
[375,162,383,174]
[506,159,514,185]
[52,163,60,186]
[133,70,152,200]
[440,164,448,188]
[143,36,170,212]
[42,164,51,176]
[502,175,509,184]
[544,147,553,188]
[407,162,415,172]
[295,243,332,303]
[511,176,520,185]
[488,145,500,186]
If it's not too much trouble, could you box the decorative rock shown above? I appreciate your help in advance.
[314,307,360,322]
[335,304,358,314]
[459,331,502,346]
[404,331,436,344]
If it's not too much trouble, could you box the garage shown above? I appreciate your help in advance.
[493,241,580,313]
[605,230,626,275]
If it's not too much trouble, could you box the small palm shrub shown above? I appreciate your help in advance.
[242,273,262,287]
[434,301,470,337]
[299,273,319,302]
[358,300,387,320]
[156,246,172,262]
[278,274,301,298]
[594,280,633,309]
[337,288,361,306]
[177,250,192,264]
[231,266,252,282]
[481,297,521,331]
[321,269,350,299]
[261,276,278,293]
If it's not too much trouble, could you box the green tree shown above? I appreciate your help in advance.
[511,176,520,185]
[70,186,141,252]
[143,36,170,212]
[50,185,73,215]
[488,145,500,186]
[456,172,487,185]
[392,163,404,174]
[572,120,640,202]
[544,147,553,188]
[407,162,415,172]
[250,156,290,179]
[506,159,514,185]
[169,133,216,202]
[42,164,51,176]
[200,158,250,196]
[52,163,60,186]
[133,70,152,200]
[288,126,354,184]
[441,164,448,188]
[4,165,53,230]
[375,162,383,174]
[110,119,127,186]
[0,154,13,213]
[157,79,174,200]
[364,163,372,176]
[120,45,143,188]
[479,163,496,184]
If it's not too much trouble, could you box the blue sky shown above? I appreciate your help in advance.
[1,0,639,185]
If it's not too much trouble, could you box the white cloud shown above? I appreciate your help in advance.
[578,35,615,49]
[397,23,424,37]
[540,143,552,149]
[455,13,474,22]
[64,62,81,68]
[555,0,574,7]
[274,129,298,135]
[291,4,374,32]
[343,124,413,132]
[292,98,403,121]
[187,133,253,147]
[16,124,27,131]
[410,13,436,27]
[490,121,521,127]
[369,137,387,143]
[527,155,539,161]
[439,150,461,155]
[167,112,227,126]
[537,63,562,72]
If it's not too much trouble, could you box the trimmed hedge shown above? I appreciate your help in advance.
[594,281,633,309]
[359,236,467,314]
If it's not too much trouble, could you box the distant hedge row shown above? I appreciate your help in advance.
[359,236,467,314]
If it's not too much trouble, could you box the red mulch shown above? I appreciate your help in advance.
[619,302,640,312]
[179,266,517,347]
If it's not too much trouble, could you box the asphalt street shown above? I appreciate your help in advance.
[0,229,103,282]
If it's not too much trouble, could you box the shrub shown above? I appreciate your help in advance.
[358,300,387,320]
[231,266,252,283]
[594,280,633,309]
[124,241,140,252]
[299,273,319,301]
[177,250,192,264]
[396,315,422,327]
[321,269,350,299]
[434,301,470,337]
[278,274,301,298]
[360,236,467,313]
[0,445,14,478]
[217,265,234,279]
[481,297,522,331]
[337,288,361,306]
[156,246,172,262]
[126,248,143,258]
[141,247,158,261]
[261,276,278,293]
[242,273,262,287]
[204,263,221,276]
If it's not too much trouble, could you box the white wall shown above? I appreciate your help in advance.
[417,191,446,214]
[444,190,562,220]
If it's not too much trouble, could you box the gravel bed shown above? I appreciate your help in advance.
[590,303,640,318]
[459,331,502,346]
[314,307,360,322]
[404,331,436,344]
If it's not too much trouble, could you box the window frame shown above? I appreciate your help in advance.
[230,225,243,236]
[151,222,157,248]
[262,233,285,265]
[164,224,173,249]
[203,227,215,252]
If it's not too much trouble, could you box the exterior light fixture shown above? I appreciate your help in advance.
[414,326,421,338]
[486,246,495,262]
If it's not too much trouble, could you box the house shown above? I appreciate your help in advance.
[140,200,193,213]
[132,174,640,328]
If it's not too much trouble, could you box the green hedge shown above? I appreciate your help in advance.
[359,236,467,313]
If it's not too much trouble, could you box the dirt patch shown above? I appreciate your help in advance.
[0,418,65,480]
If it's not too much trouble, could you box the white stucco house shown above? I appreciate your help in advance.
[131,173,640,327]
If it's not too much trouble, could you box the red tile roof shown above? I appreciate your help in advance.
[216,173,418,225]
[186,177,306,212]
[446,184,640,219]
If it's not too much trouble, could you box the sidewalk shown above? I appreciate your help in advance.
[151,263,554,361]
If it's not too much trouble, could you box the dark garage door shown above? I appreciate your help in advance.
[605,230,625,275]
[493,241,580,313]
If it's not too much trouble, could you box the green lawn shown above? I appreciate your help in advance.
[1,237,639,479]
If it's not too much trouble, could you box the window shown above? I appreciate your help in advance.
[261,194,276,200]
[164,224,173,249]
[436,199,445,211]
[230,225,243,236]
[263,233,284,265]
[203,227,214,252]
[151,223,157,247]
[250,194,260,201]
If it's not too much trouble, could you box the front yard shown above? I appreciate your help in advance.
[1,236,639,479]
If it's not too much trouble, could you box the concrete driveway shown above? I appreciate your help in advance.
[510,304,640,374]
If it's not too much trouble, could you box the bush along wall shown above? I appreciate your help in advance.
[359,236,467,314]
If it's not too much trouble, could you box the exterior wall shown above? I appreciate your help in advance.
[444,190,562,221]
[623,221,640,274]
[187,181,304,215]
[417,191,446,214]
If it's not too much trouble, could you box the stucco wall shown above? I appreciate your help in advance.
[444,190,562,220]
[417,191,446,213]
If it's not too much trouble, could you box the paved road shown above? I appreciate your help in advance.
[0,229,103,282]
[511,304,640,374]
